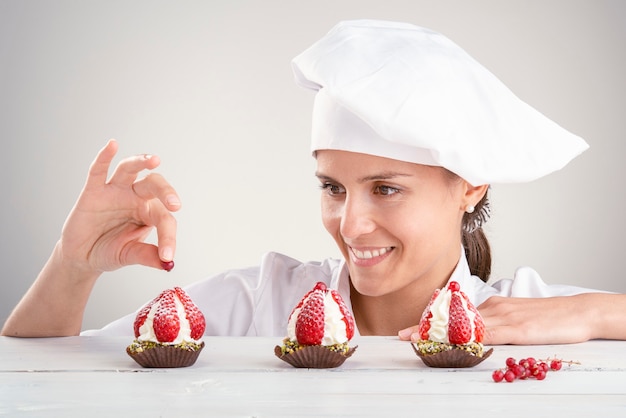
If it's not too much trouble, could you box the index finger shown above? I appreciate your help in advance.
[85,139,119,188]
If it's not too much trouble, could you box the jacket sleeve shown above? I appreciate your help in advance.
[489,266,609,298]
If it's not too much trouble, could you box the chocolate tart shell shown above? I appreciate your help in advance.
[127,341,205,368]
[274,344,357,369]
[412,343,493,368]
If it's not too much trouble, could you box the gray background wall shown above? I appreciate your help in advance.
[1,0,624,331]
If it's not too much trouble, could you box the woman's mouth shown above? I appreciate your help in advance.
[349,246,394,265]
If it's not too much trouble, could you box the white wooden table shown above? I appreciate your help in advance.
[1,336,625,417]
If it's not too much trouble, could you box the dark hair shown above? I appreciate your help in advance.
[461,192,491,282]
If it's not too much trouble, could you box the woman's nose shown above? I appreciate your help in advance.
[340,195,376,239]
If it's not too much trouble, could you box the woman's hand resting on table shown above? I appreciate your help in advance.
[1,140,181,337]
[398,293,626,344]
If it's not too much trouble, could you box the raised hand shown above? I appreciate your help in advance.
[1,139,182,337]
[60,139,181,274]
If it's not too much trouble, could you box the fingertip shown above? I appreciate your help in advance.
[398,328,412,340]
[165,194,182,210]
[104,138,118,154]
[145,154,161,169]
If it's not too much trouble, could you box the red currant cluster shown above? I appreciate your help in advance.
[492,356,577,382]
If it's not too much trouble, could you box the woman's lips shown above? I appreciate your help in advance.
[348,246,394,266]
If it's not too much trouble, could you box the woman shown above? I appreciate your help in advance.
[3,20,625,343]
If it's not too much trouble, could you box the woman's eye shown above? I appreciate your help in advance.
[376,185,400,196]
[320,183,345,195]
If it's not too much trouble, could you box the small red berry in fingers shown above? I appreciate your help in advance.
[161,260,175,272]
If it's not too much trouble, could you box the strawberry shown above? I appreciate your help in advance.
[461,292,485,343]
[152,289,181,343]
[288,287,317,320]
[174,286,206,340]
[295,285,326,345]
[448,292,472,344]
[418,288,440,340]
[330,288,355,340]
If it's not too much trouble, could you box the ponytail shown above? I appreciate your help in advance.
[461,192,491,282]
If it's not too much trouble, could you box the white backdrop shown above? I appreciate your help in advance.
[1,0,624,331]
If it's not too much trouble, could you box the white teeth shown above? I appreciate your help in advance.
[352,247,391,259]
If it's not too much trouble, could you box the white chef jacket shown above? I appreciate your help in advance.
[82,250,598,337]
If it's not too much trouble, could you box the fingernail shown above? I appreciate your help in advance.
[162,247,174,261]
[166,195,181,207]
[143,154,153,160]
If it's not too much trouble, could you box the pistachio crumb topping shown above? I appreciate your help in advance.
[127,339,203,354]
[280,337,351,355]
[416,340,484,357]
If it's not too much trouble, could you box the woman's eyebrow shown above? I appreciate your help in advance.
[358,171,412,182]
[315,171,412,182]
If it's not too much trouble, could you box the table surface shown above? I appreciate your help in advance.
[1,336,625,417]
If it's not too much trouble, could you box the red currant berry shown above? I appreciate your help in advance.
[535,370,547,380]
[550,359,562,371]
[448,281,460,292]
[505,357,517,368]
[492,370,505,382]
[161,260,175,272]
[504,370,516,382]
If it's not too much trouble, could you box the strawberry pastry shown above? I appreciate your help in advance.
[126,287,206,368]
[275,282,357,368]
[412,281,493,368]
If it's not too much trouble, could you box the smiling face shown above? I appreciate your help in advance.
[316,150,472,299]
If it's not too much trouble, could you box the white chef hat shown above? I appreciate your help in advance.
[292,19,589,185]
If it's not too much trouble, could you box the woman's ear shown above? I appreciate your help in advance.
[462,182,490,210]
